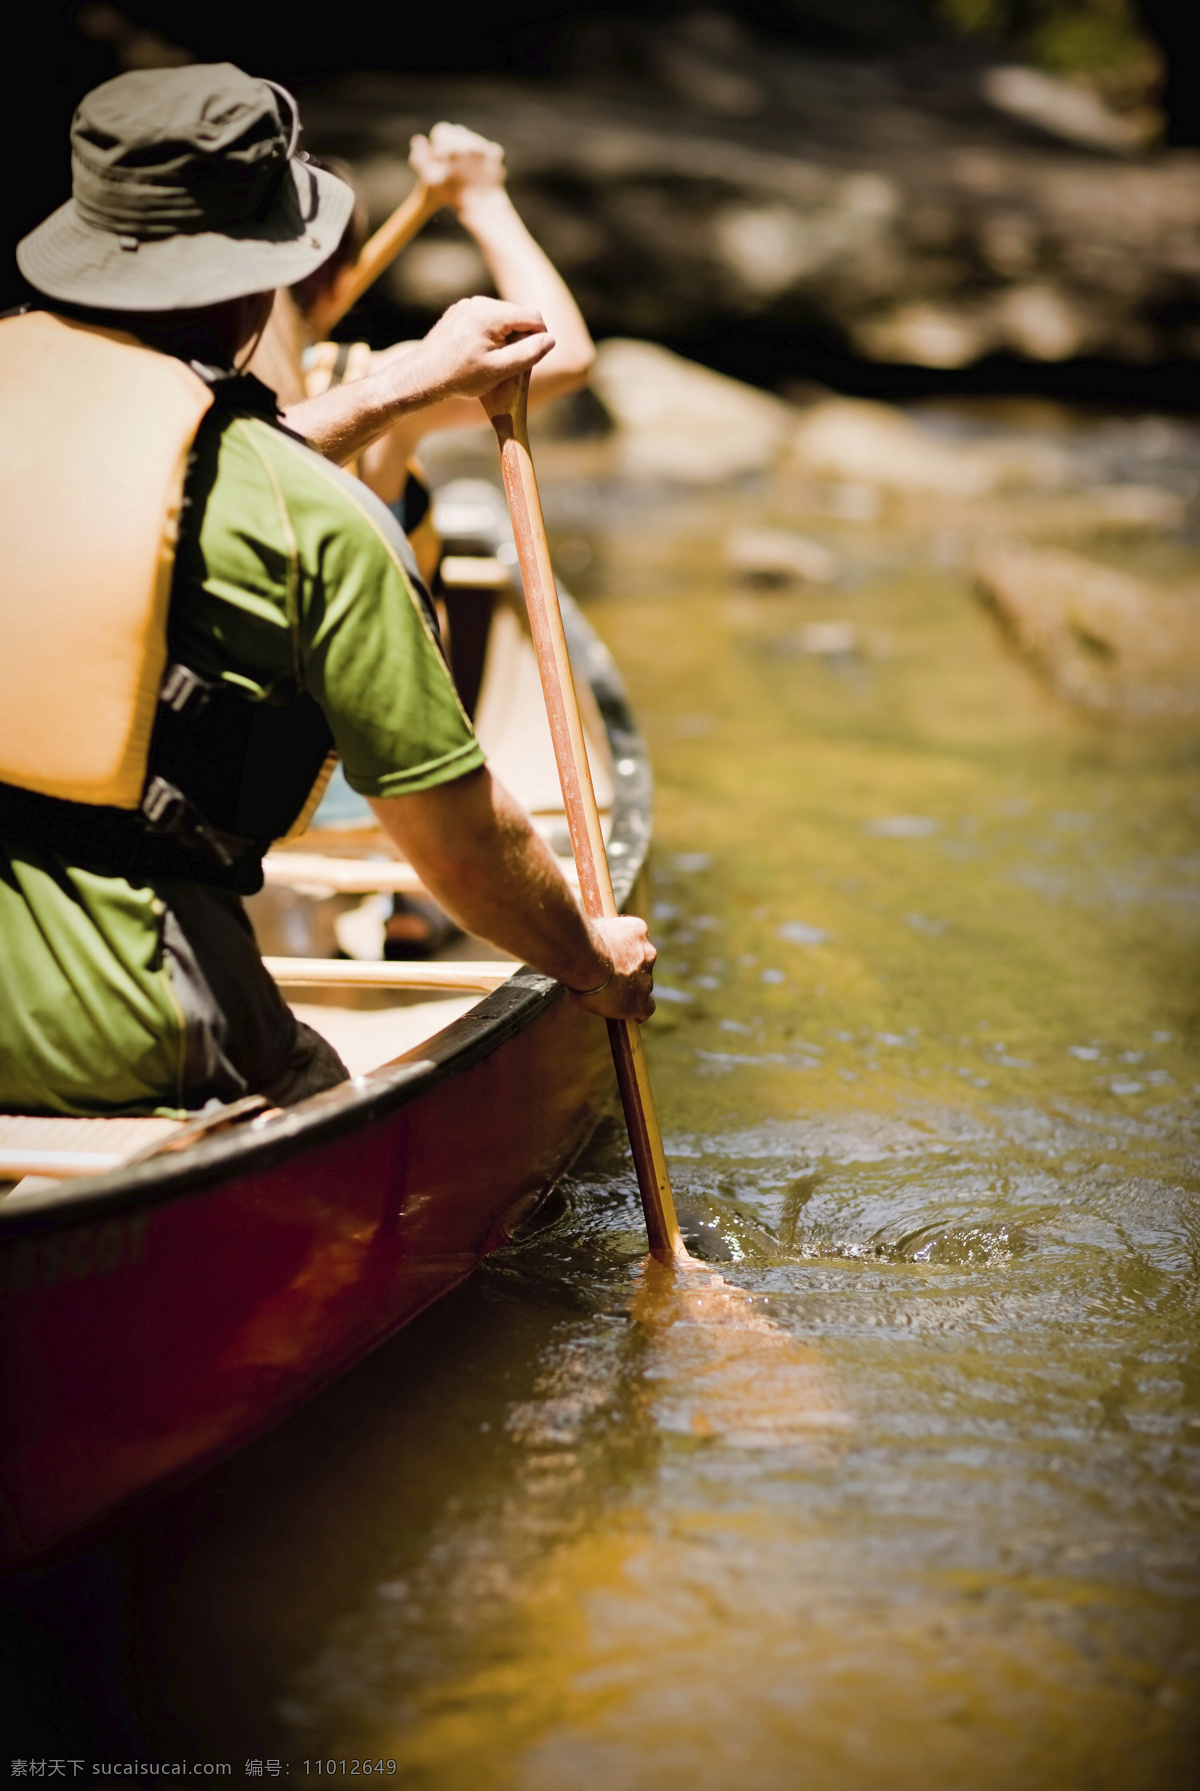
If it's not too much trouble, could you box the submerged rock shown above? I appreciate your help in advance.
[724,525,838,584]
[976,541,1200,715]
[792,620,859,657]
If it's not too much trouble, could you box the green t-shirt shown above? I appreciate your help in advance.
[0,409,484,1117]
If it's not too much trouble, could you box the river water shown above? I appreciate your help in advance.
[9,403,1200,1785]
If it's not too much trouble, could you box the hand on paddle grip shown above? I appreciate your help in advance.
[418,297,554,404]
[409,123,506,209]
[571,916,657,1022]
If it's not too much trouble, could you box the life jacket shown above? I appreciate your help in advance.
[0,310,337,894]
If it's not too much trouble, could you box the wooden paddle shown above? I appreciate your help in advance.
[482,371,686,1263]
[316,182,444,335]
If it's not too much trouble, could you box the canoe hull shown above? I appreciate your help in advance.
[0,986,612,1570]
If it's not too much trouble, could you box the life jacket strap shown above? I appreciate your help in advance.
[0,780,265,893]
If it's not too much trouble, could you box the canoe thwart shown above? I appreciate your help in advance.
[262,851,580,894]
[263,957,517,992]
[440,555,514,591]
[1,1149,127,1180]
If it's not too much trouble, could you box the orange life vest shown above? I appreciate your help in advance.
[0,309,213,808]
[0,311,338,891]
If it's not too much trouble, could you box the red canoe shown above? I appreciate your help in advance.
[0,586,650,1571]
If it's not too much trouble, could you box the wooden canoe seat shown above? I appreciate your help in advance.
[0,1113,185,1195]
[0,1096,268,1197]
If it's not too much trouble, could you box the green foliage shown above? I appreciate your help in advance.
[1026,6,1150,75]
[938,0,1010,36]
[934,0,1160,106]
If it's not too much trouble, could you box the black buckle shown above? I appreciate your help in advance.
[140,776,251,870]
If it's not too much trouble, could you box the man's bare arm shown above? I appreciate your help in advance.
[369,768,656,1021]
[281,296,553,466]
[356,123,596,496]
[411,124,595,408]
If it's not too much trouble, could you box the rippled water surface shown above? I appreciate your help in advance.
[10,415,1200,1785]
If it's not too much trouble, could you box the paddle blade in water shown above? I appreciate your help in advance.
[630,1257,850,1456]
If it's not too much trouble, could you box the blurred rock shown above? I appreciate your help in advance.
[652,8,768,119]
[788,398,996,494]
[819,482,883,523]
[980,482,1190,545]
[981,66,1155,158]
[976,541,1200,715]
[856,284,1114,368]
[76,4,193,70]
[724,526,838,584]
[1081,484,1188,529]
[588,344,1091,494]
[590,338,793,482]
[854,304,990,372]
[794,621,858,656]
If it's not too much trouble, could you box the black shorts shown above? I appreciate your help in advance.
[160,881,348,1108]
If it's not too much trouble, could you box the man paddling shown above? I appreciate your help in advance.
[0,63,654,1118]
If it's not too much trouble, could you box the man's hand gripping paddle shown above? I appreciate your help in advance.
[482,372,686,1263]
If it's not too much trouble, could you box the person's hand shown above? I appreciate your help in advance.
[406,296,554,404]
[409,123,506,211]
[569,915,657,1023]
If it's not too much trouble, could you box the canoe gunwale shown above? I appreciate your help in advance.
[0,593,650,1241]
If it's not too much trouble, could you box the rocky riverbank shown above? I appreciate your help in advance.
[302,10,1200,373]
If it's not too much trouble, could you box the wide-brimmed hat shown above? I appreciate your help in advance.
[17,63,354,311]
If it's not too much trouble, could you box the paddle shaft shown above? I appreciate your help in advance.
[321,183,444,331]
[482,374,685,1262]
